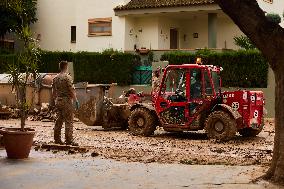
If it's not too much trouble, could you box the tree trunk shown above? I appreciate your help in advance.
[273,67,284,183]
[19,86,26,131]
[215,0,284,184]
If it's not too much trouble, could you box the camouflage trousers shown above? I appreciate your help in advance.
[54,97,74,144]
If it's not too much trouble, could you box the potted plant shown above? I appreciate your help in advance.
[0,0,39,159]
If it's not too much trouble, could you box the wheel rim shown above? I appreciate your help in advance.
[137,118,145,127]
[214,121,224,132]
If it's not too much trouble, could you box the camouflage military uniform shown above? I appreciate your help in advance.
[52,73,75,144]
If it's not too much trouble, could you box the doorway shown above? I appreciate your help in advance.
[170,28,178,49]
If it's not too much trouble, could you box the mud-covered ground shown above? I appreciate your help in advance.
[0,119,275,166]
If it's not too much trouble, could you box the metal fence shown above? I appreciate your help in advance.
[132,66,152,85]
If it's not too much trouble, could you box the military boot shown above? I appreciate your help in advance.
[54,129,63,145]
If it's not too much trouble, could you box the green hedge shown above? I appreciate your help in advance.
[0,51,139,85]
[73,52,138,85]
[0,54,16,73]
[0,50,268,87]
[38,51,74,73]
[161,50,269,88]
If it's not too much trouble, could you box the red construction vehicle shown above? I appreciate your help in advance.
[128,61,265,141]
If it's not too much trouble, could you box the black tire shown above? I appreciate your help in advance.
[205,111,237,141]
[128,107,157,136]
[120,120,129,130]
[239,118,264,137]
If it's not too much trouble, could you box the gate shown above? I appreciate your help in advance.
[132,66,152,85]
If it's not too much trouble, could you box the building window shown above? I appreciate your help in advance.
[71,26,76,43]
[263,0,273,3]
[88,17,112,36]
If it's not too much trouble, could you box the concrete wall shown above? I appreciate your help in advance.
[0,85,52,108]
[0,85,17,106]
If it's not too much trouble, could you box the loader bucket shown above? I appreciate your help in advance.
[75,84,109,126]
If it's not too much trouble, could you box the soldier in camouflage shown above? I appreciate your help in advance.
[52,61,79,146]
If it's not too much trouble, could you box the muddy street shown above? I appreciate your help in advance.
[0,149,277,189]
[0,119,275,166]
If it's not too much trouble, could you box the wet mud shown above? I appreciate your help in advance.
[0,119,275,166]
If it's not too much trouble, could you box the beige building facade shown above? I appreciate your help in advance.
[32,0,284,52]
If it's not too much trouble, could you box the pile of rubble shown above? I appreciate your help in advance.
[0,105,19,119]
[0,103,56,122]
[28,103,56,122]
[0,103,83,123]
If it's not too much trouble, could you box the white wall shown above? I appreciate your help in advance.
[217,15,243,49]
[32,0,77,51]
[75,0,125,51]
[124,17,137,50]
[33,0,283,52]
[158,17,182,49]
[135,18,159,49]
[181,16,209,49]
[32,0,127,52]
[158,13,240,50]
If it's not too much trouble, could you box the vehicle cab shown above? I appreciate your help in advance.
[155,63,222,130]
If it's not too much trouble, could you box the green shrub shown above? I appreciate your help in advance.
[0,51,139,85]
[160,51,195,65]
[266,13,281,24]
[0,54,16,73]
[38,51,74,73]
[233,35,256,50]
[73,52,138,85]
[161,50,268,88]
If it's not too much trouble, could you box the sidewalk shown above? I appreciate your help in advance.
[0,149,280,189]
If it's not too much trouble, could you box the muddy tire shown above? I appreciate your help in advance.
[128,108,157,136]
[205,111,237,141]
[239,118,264,137]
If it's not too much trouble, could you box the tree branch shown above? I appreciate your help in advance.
[216,0,284,69]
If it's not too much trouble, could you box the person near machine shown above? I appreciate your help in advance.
[52,61,79,146]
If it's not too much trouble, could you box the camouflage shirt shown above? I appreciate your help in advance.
[52,73,74,99]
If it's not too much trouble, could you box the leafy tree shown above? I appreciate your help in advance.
[216,0,284,184]
[266,13,281,24]
[233,35,256,50]
[0,0,37,38]
[3,0,39,130]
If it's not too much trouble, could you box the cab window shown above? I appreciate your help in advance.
[211,71,220,93]
[190,68,202,99]
[204,70,213,96]
[163,69,186,94]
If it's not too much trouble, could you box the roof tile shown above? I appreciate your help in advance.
[114,0,216,11]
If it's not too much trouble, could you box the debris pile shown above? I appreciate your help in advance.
[28,103,56,122]
[35,143,90,154]
[0,105,14,119]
